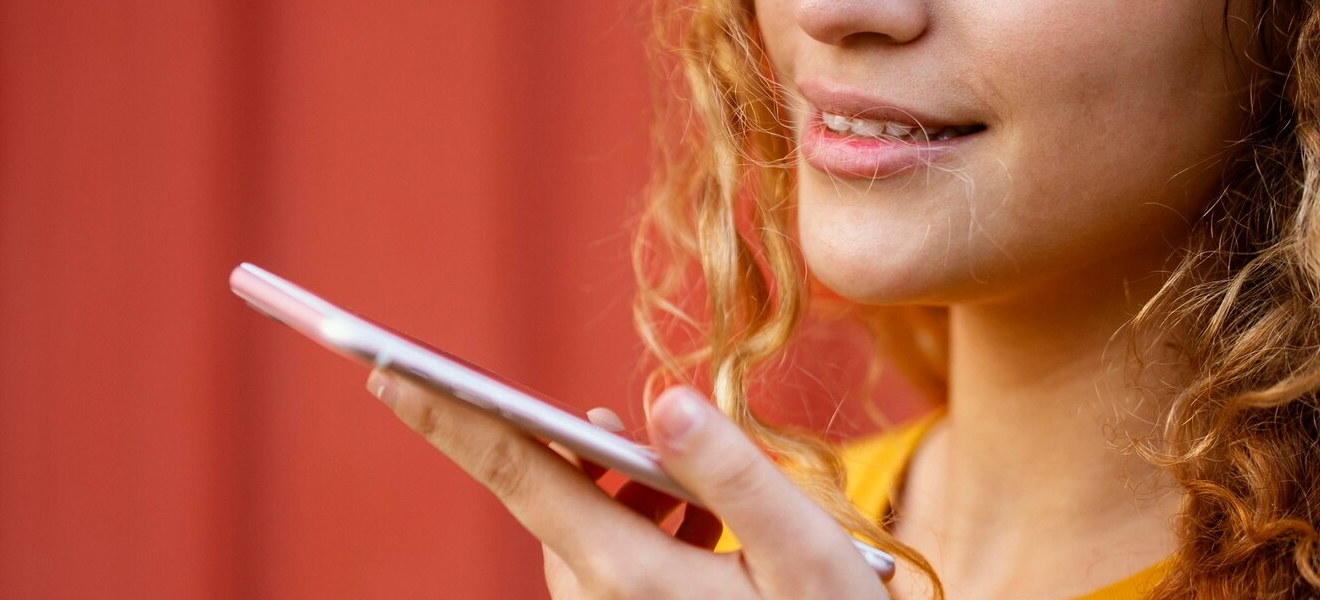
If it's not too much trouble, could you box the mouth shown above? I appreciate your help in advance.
[819,111,986,144]
[801,107,987,180]
[796,80,988,179]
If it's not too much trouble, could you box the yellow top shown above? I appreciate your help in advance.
[714,410,1171,600]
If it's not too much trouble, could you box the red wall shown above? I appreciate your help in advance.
[0,1,652,597]
[0,2,921,598]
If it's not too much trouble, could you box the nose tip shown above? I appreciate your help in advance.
[796,0,929,46]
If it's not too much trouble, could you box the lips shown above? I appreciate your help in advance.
[796,80,986,179]
[820,111,985,143]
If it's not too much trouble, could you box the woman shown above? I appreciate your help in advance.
[367,0,1320,598]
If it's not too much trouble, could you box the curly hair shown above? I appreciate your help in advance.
[633,0,1320,598]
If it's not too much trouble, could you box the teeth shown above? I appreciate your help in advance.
[821,111,974,142]
[884,123,914,137]
[822,113,852,133]
[850,119,887,137]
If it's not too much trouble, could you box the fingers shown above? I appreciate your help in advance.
[646,386,874,581]
[586,407,626,434]
[589,406,720,550]
[367,369,668,571]
[573,407,627,482]
[547,442,608,482]
[569,406,704,534]
[589,407,706,536]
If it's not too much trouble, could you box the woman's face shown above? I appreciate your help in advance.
[755,0,1257,304]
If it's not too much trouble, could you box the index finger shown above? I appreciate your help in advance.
[368,368,669,570]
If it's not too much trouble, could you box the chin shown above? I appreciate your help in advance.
[803,246,938,305]
[801,231,1038,307]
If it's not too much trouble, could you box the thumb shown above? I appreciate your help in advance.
[647,387,863,576]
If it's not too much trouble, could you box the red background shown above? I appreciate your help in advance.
[0,1,918,598]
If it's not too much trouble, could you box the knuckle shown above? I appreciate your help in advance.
[473,434,531,500]
[395,387,443,437]
[707,453,771,500]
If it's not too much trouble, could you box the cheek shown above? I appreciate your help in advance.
[754,0,801,85]
[984,2,1243,260]
[797,1,1246,304]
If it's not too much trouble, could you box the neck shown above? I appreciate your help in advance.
[894,255,1186,597]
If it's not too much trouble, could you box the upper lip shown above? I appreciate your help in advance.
[797,79,983,131]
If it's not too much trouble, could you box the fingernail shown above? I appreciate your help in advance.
[366,370,397,408]
[586,407,626,433]
[653,387,707,444]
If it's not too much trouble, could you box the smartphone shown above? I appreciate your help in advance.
[229,262,896,579]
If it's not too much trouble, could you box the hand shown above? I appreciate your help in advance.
[366,369,892,599]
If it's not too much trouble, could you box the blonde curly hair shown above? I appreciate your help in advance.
[633,0,1320,598]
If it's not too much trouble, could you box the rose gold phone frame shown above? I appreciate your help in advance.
[229,262,896,579]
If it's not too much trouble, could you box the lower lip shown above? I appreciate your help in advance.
[800,111,981,179]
